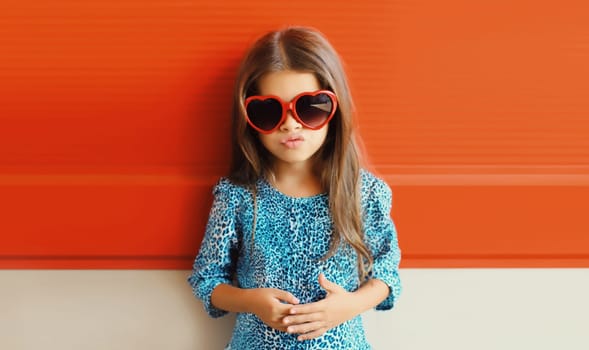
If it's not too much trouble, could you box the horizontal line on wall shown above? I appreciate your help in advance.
[0,174,218,186]
[2,172,589,186]
[3,254,589,269]
[404,254,589,268]
[0,255,192,260]
[7,254,587,261]
[405,253,589,260]
[384,174,589,186]
[0,255,195,269]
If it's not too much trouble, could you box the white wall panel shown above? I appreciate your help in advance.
[1,269,587,350]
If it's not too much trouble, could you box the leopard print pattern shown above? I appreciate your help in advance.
[188,169,401,349]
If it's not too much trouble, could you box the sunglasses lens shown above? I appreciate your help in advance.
[246,98,282,131]
[295,93,334,127]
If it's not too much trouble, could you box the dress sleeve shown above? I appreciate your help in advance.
[363,176,402,311]
[187,178,241,318]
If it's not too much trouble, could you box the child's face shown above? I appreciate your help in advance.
[255,70,329,168]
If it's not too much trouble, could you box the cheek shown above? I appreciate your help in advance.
[314,125,329,145]
[257,133,274,150]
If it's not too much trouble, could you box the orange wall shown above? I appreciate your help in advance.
[1,0,588,268]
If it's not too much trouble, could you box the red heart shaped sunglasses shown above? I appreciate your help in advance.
[244,90,338,134]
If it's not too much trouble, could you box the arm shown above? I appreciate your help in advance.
[187,179,241,318]
[211,284,300,332]
[348,277,390,313]
[188,179,300,331]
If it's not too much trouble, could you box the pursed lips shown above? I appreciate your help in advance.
[280,135,305,148]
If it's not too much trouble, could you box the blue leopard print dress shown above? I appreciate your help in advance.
[188,169,401,349]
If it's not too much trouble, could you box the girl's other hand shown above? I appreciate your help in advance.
[281,273,358,341]
[247,288,300,332]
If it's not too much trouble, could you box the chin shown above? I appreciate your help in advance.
[279,156,312,164]
[271,152,315,164]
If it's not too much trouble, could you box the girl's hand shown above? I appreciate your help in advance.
[281,274,358,341]
[247,288,300,332]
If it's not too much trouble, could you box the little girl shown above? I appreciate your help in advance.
[188,26,401,349]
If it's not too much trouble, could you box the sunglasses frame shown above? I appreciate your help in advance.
[244,90,338,134]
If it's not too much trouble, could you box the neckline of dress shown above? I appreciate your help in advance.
[258,177,328,202]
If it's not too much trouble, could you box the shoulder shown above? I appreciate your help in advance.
[212,177,253,203]
[360,169,393,214]
[360,169,392,198]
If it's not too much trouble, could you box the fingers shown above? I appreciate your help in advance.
[288,300,321,316]
[318,273,341,293]
[296,328,327,341]
[286,321,325,337]
[283,311,321,326]
[273,289,300,305]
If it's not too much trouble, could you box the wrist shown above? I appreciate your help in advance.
[240,288,255,314]
[348,289,368,316]
[210,284,257,314]
[351,278,389,313]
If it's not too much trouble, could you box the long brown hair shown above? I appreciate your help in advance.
[228,26,372,281]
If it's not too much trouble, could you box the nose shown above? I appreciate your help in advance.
[279,109,302,132]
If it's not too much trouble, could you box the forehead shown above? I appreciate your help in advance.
[257,70,320,100]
